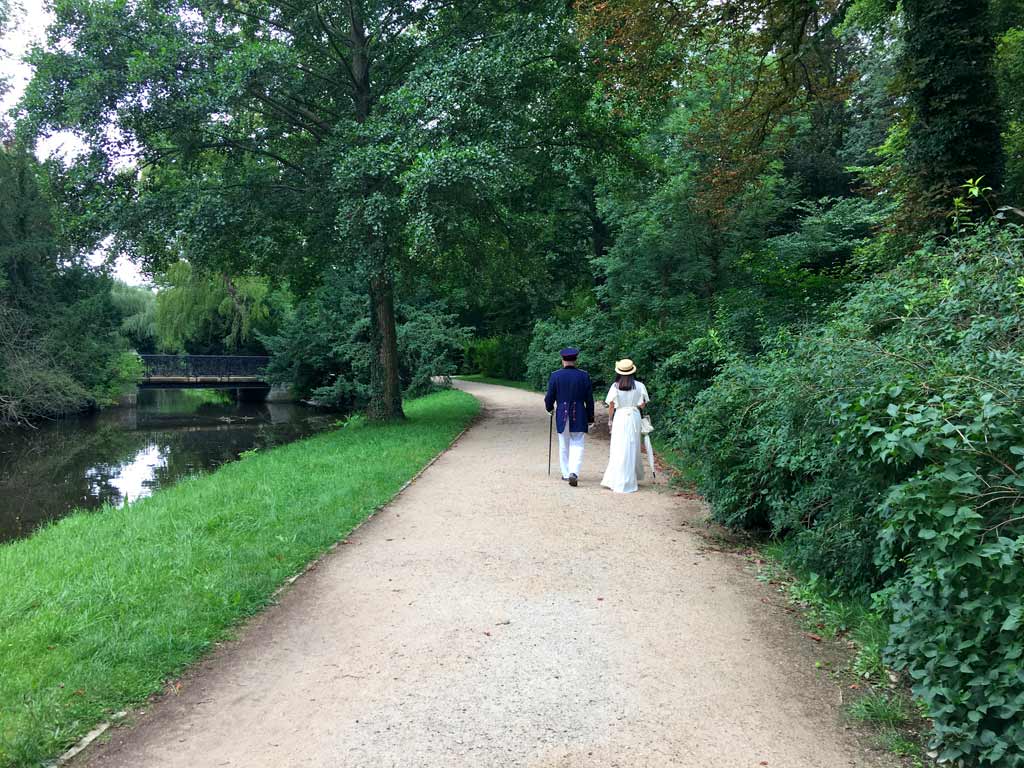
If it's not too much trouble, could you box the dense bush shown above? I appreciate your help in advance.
[525,313,617,391]
[463,334,529,381]
[685,225,1024,765]
[399,303,472,396]
[0,304,91,424]
[0,273,142,426]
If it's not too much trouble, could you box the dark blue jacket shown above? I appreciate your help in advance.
[544,367,595,434]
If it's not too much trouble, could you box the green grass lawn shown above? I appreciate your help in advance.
[0,389,479,768]
[455,374,539,392]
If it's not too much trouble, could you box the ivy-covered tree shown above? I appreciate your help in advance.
[902,0,1004,219]
[996,23,1024,201]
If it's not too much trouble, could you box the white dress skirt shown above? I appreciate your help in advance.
[601,382,650,493]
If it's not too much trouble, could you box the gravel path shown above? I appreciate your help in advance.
[78,381,894,768]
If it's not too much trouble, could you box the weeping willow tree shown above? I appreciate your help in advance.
[153,261,281,355]
[109,282,157,354]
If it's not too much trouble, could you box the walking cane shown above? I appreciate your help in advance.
[547,411,553,475]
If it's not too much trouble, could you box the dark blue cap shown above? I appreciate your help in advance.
[559,347,579,359]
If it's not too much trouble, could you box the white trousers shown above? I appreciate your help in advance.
[558,431,586,478]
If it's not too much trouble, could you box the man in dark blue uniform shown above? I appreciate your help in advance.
[544,347,595,486]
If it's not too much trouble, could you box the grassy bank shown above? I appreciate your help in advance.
[0,389,479,768]
[754,545,929,764]
[455,374,538,391]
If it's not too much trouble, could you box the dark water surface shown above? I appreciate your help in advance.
[0,390,335,544]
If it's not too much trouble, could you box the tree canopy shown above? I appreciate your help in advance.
[22,0,610,419]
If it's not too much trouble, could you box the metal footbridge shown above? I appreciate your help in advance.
[138,355,270,390]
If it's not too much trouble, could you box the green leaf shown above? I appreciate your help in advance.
[1002,609,1022,633]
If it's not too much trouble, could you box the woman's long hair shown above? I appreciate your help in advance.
[615,373,635,391]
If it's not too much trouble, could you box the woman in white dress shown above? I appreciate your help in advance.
[601,359,650,494]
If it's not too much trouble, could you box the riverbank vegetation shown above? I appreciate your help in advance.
[0,146,142,425]
[0,389,478,767]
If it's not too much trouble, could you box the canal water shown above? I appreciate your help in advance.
[0,390,336,544]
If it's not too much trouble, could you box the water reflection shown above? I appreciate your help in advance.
[86,442,171,505]
[0,390,334,543]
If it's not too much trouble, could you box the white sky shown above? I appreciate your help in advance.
[2,0,149,286]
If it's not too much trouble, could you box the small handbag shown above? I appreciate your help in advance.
[640,414,654,435]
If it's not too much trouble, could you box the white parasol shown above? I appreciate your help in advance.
[643,434,656,479]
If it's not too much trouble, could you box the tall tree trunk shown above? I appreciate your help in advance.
[903,0,1003,223]
[367,268,405,421]
[350,6,404,421]
[581,180,610,310]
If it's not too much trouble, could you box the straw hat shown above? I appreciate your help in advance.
[615,358,637,376]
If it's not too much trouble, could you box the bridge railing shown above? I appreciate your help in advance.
[139,355,270,379]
